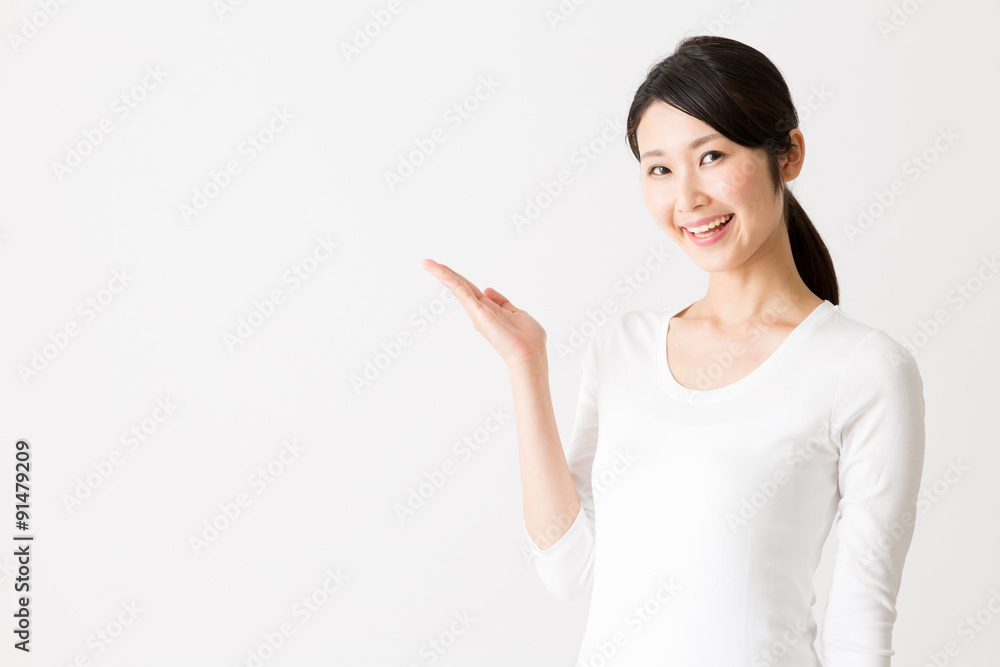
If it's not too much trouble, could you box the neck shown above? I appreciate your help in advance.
[693,221,821,328]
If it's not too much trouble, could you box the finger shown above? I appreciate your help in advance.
[483,287,516,313]
[425,262,501,326]
[423,260,504,329]
[423,260,481,300]
[436,262,487,301]
[421,259,454,285]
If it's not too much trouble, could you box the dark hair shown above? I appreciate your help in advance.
[625,35,839,305]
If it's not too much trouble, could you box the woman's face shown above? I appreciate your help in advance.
[636,100,799,273]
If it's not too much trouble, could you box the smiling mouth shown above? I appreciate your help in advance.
[685,213,734,238]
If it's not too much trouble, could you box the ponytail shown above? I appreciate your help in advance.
[784,186,839,305]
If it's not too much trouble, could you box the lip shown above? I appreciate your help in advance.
[680,213,734,230]
[684,213,734,246]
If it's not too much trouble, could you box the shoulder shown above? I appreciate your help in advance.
[850,330,917,372]
[597,308,663,351]
[826,310,926,456]
[826,308,923,405]
[572,308,660,368]
[827,306,919,376]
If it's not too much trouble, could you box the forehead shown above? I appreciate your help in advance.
[636,100,720,157]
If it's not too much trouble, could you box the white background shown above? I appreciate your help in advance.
[1,0,998,665]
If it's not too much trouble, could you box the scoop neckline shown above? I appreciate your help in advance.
[654,299,836,403]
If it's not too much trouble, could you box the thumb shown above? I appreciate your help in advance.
[483,287,516,312]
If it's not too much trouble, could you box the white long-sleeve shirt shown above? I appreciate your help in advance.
[523,300,926,666]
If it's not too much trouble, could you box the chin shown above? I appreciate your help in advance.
[689,253,738,272]
[694,260,731,273]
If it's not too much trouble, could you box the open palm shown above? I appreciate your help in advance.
[422,259,547,368]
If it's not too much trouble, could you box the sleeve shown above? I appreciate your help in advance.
[820,329,927,666]
[521,323,604,604]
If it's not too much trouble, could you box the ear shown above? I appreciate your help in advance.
[780,129,805,183]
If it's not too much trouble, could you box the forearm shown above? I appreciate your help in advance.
[508,352,582,550]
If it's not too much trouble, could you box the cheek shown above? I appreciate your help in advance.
[726,158,760,192]
[712,159,761,203]
[642,183,668,214]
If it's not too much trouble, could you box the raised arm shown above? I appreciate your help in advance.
[516,327,602,603]
[421,259,588,599]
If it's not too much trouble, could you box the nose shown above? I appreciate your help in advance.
[674,168,709,214]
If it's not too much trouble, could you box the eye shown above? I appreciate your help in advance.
[702,150,725,164]
[646,150,726,177]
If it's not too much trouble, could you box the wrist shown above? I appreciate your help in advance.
[507,350,548,376]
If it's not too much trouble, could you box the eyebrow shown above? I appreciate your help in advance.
[639,132,722,161]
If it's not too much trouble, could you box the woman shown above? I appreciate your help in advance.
[422,35,924,666]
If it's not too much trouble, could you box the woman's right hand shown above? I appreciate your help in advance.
[422,259,547,369]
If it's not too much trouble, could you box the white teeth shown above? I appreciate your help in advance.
[688,214,733,234]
